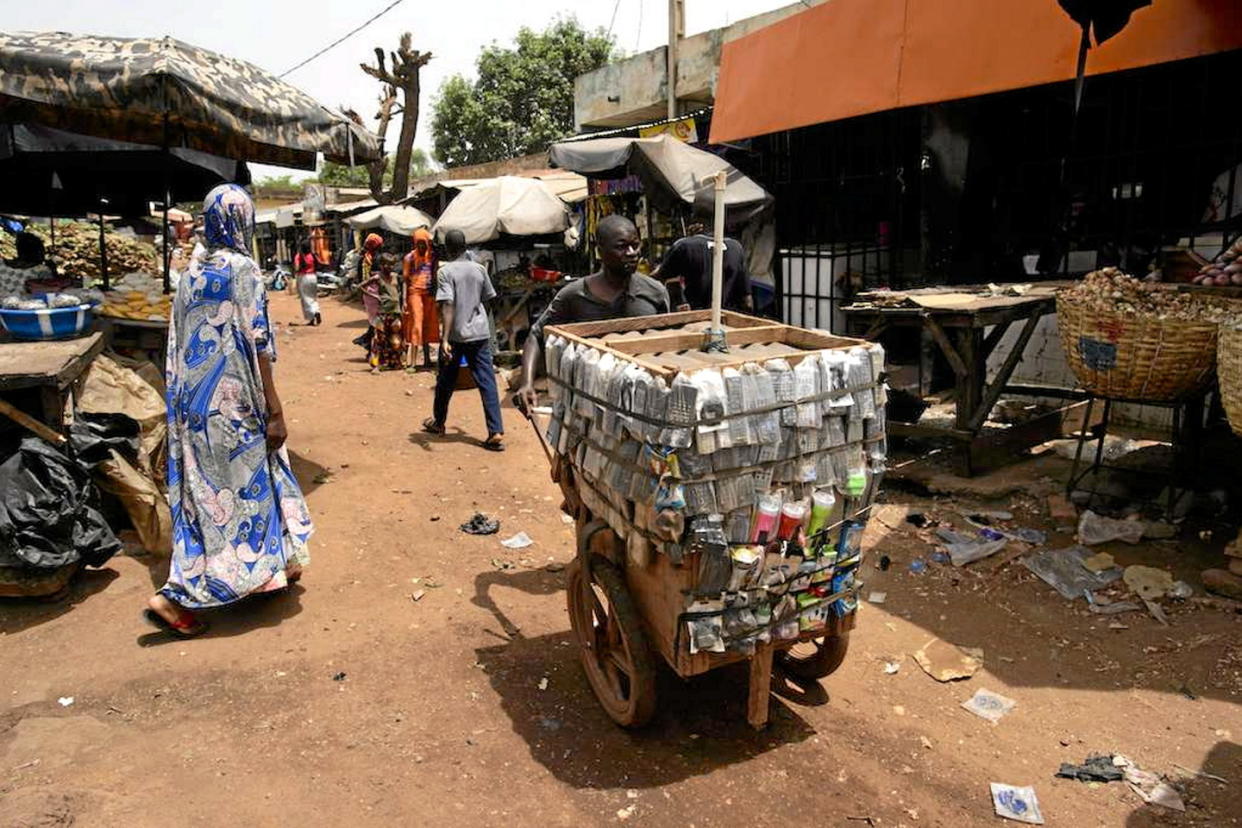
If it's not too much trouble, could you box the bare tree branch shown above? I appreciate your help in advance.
[359,32,433,204]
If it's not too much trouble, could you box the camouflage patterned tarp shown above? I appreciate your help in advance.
[0,31,381,170]
[0,122,250,216]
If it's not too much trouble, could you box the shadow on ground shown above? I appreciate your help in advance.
[136,583,305,647]
[0,567,120,636]
[1125,740,1241,826]
[470,566,825,789]
[287,450,331,497]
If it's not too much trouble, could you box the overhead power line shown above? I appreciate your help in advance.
[280,0,406,78]
[607,0,623,38]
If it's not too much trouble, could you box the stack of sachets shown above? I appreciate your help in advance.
[543,333,886,655]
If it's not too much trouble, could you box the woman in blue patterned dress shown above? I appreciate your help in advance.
[144,184,313,637]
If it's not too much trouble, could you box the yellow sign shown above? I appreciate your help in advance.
[639,118,699,143]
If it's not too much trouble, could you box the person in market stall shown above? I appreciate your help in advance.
[422,229,505,451]
[653,219,752,312]
[4,231,54,274]
[368,253,406,371]
[352,233,385,352]
[518,214,670,411]
[144,183,313,638]
[293,239,321,326]
[402,227,439,368]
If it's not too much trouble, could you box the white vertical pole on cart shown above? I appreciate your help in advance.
[710,169,727,334]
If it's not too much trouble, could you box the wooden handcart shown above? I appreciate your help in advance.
[532,311,879,729]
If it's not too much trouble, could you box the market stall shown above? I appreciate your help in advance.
[432,176,579,352]
[0,31,380,291]
[842,282,1087,475]
[346,204,434,237]
[549,134,774,285]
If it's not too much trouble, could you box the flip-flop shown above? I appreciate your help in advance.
[422,418,445,435]
[142,608,208,639]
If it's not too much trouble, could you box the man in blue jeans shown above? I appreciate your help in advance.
[421,229,505,451]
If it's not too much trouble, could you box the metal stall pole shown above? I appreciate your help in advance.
[98,198,110,290]
[702,170,728,352]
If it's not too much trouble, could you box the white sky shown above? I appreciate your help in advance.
[3,0,799,181]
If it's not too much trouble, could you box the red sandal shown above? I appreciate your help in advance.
[142,607,208,639]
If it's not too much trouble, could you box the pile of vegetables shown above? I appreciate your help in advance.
[1194,237,1242,286]
[100,272,172,322]
[1063,267,1231,322]
[1,223,158,285]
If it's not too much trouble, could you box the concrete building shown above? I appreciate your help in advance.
[573,1,827,132]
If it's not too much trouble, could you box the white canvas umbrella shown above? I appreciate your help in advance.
[345,204,434,236]
[549,134,771,221]
[432,176,570,244]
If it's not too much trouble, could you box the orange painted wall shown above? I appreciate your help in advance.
[710,0,1242,143]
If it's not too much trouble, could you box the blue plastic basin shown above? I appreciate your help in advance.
[0,303,98,341]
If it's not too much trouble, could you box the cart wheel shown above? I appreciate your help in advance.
[566,532,657,728]
[775,633,851,681]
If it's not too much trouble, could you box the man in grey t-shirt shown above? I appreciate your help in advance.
[422,229,504,450]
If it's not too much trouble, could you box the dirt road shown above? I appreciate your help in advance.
[1,292,1238,827]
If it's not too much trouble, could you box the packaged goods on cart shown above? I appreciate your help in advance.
[542,329,887,656]
[100,272,172,322]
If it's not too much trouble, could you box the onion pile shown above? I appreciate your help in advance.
[1194,237,1242,286]
[1062,267,1231,322]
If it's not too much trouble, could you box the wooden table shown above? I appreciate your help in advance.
[0,332,105,430]
[843,284,1085,475]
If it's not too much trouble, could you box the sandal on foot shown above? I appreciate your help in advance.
[482,435,505,452]
[142,607,208,639]
[422,418,445,435]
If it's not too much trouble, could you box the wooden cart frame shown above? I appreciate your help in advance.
[541,311,865,729]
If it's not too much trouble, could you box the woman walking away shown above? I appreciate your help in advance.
[402,227,439,368]
[294,240,321,325]
[369,254,407,371]
[145,183,314,638]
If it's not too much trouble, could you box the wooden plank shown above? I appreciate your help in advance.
[967,399,1089,473]
[747,642,775,729]
[0,398,67,445]
[551,309,772,340]
[608,325,788,355]
[886,420,975,442]
[956,328,983,433]
[923,315,969,378]
[979,313,1020,362]
[623,544,695,673]
[862,316,890,341]
[551,313,871,378]
[0,332,104,391]
[967,312,1042,433]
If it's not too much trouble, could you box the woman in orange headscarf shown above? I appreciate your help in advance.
[402,227,440,368]
[352,233,385,354]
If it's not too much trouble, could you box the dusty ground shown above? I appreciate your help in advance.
[1,292,1239,827]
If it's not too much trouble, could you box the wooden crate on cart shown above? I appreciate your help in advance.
[543,310,884,729]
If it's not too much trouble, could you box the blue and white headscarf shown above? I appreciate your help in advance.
[202,183,255,254]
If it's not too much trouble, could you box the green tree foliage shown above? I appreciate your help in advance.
[318,149,435,188]
[251,174,301,197]
[431,18,613,168]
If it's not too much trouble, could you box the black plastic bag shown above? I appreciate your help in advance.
[0,437,121,570]
[69,411,141,467]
